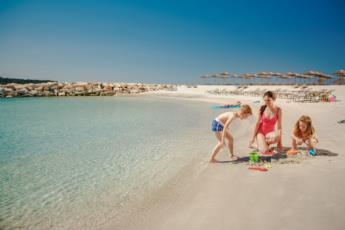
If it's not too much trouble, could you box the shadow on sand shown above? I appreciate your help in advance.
[215,146,338,164]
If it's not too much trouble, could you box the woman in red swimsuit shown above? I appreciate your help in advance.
[249,91,283,154]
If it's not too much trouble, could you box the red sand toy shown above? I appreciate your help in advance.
[248,166,268,172]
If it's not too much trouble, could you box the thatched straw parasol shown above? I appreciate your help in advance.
[302,71,333,84]
[277,74,289,79]
[276,72,294,84]
[240,73,256,79]
[314,74,332,85]
[295,74,315,83]
[237,73,257,85]
[335,69,345,75]
[257,72,270,76]
[333,79,344,85]
[256,72,281,77]
[304,70,333,79]
[256,72,271,78]
[304,70,318,76]
[335,69,345,80]
[255,72,272,84]
[218,72,229,83]
[271,72,283,76]
[317,76,331,84]
[209,74,223,84]
[286,72,297,77]
[200,75,209,84]
[220,71,230,76]
[294,74,312,79]
[219,72,230,82]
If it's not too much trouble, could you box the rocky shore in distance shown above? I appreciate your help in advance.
[0,82,177,98]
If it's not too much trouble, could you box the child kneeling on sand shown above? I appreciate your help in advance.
[209,104,252,163]
[290,115,318,154]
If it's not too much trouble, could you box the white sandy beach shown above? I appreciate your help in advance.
[110,84,345,230]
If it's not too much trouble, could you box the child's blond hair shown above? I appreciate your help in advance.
[240,104,252,115]
[293,115,315,138]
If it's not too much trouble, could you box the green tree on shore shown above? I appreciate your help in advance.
[0,76,56,84]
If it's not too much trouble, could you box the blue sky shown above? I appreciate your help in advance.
[0,0,344,83]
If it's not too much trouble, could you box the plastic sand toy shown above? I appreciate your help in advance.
[287,149,299,156]
[249,151,259,164]
[248,166,268,172]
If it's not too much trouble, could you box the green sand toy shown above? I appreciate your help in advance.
[249,151,259,164]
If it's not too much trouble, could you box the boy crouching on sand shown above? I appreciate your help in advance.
[209,104,252,163]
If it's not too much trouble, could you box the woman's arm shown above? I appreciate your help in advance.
[250,111,262,143]
[276,107,283,148]
[277,107,282,137]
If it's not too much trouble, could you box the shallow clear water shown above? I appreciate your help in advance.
[0,96,218,230]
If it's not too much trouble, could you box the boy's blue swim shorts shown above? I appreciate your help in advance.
[211,120,224,132]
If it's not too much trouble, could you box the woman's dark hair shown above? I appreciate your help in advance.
[260,91,276,116]
[263,91,276,100]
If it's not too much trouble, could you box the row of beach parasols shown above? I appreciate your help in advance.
[200,70,345,85]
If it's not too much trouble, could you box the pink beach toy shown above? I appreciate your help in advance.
[248,166,268,172]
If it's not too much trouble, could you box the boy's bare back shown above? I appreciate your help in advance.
[215,112,235,125]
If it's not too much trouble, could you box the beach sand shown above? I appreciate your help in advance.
[110,85,345,230]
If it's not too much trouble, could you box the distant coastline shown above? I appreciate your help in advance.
[0,76,55,84]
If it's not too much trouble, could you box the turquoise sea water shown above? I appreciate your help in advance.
[0,96,218,230]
